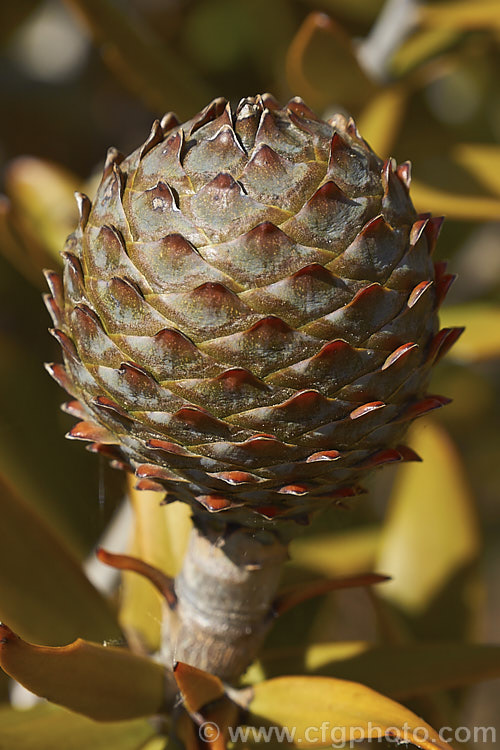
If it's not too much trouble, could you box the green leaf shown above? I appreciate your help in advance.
[257,641,500,697]
[62,0,212,116]
[0,624,171,721]
[0,703,155,750]
[245,676,451,749]
[439,303,500,362]
[0,472,121,646]
[375,421,480,632]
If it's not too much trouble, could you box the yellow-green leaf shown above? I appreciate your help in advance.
[376,421,480,619]
[118,564,163,653]
[246,676,451,749]
[357,85,408,157]
[0,473,121,646]
[118,481,191,650]
[290,526,380,579]
[0,196,51,286]
[285,12,375,112]
[440,303,500,362]
[411,177,500,221]
[452,143,500,198]
[5,157,79,262]
[129,477,192,577]
[0,625,171,721]
[301,0,384,24]
[140,739,168,750]
[0,703,155,750]
[389,27,463,79]
[256,641,500,697]
[420,0,500,30]
[117,520,163,652]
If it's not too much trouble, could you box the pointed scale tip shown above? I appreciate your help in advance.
[140,119,164,160]
[74,192,91,230]
[396,161,411,190]
[160,111,180,133]
[399,395,452,422]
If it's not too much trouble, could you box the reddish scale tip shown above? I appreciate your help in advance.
[213,471,260,485]
[350,283,384,306]
[306,450,341,463]
[291,263,335,283]
[360,448,403,469]
[278,484,310,495]
[254,505,286,519]
[87,443,121,459]
[68,421,113,443]
[313,339,354,361]
[350,401,385,420]
[45,362,71,390]
[135,463,177,481]
[174,406,228,433]
[308,180,351,207]
[399,395,452,422]
[407,280,433,308]
[50,329,78,360]
[247,221,287,241]
[427,327,464,364]
[424,217,444,253]
[360,214,390,238]
[382,343,418,370]
[94,396,129,418]
[62,400,86,418]
[248,316,292,335]
[135,479,165,492]
[215,368,267,390]
[396,445,422,462]
[147,438,189,456]
[196,494,233,512]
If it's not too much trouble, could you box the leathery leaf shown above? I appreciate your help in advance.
[0,472,121,646]
[244,675,451,749]
[0,624,170,721]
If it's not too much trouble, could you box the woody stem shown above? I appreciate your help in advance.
[162,524,288,682]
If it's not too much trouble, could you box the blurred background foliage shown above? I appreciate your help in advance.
[0,0,499,743]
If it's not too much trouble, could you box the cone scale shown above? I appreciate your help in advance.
[46,94,461,680]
